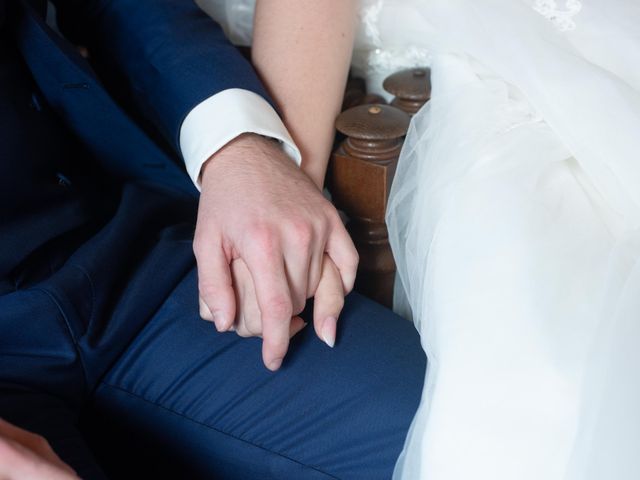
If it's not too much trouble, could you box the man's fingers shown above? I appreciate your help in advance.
[194,239,236,331]
[325,221,359,294]
[313,255,345,348]
[244,243,293,371]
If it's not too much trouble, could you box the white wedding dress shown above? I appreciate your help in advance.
[198,1,640,479]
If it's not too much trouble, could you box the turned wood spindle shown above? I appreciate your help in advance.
[383,67,431,115]
[330,104,411,307]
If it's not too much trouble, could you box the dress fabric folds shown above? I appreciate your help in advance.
[196,0,640,478]
[385,1,640,479]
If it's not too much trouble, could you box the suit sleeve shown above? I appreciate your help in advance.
[52,0,273,153]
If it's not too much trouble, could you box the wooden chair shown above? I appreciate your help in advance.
[330,68,431,308]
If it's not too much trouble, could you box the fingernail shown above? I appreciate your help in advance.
[267,357,283,371]
[214,311,232,331]
[199,298,213,321]
[322,316,337,348]
[211,311,230,332]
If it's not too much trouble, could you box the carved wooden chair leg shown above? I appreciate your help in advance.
[330,104,410,308]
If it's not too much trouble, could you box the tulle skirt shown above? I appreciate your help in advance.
[387,1,640,478]
[195,0,640,476]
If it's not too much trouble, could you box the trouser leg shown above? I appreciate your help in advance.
[86,270,426,480]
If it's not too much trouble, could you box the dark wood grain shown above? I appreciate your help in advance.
[383,67,431,115]
[330,104,410,307]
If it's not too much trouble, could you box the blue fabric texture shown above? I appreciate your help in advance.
[0,1,426,478]
[87,277,426,479]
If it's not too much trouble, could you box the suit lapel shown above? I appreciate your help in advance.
[13,0,197,197]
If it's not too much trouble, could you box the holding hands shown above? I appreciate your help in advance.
[194,134,358,371]
[195,0,359,370]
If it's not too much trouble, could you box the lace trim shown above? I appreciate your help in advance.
[360,0,384,47]
[532,0,583,32]
[367,46,431,75]
[356,0,431,79]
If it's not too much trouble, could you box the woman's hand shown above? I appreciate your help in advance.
[228,253,346,353]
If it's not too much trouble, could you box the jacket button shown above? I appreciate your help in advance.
[29,92,43,112]
[56,172,72,188]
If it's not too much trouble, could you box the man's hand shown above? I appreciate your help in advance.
[0,418,79,480]
[230,254,345,348]
[194,133,358,371]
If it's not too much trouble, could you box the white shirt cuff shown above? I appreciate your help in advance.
[179,89,302,190]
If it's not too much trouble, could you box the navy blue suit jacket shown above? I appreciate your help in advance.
[0,0,278,403]
[0,0,276,292]
[0,9,427,479]
[9,0,272,196]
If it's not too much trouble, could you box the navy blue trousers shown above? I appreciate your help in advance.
[0,184,426,479]
[0,19,426,479]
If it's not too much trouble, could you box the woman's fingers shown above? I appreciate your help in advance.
[193,236,236,332]
[313,254,346,348]
[282,238,312,315]
[228,251,346,365]
[325,219,359,294]
[233,259,308,340]
[231,259,262,337]
[289,316,308,337]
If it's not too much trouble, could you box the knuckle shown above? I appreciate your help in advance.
[245,320,262,337]
[198,278,231,300]
[236,312,262,337]
[267,296,293,320]
[192,233,206,257]
[288,221,313,248]
[198,277,219,294]
[250,225,277,253]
